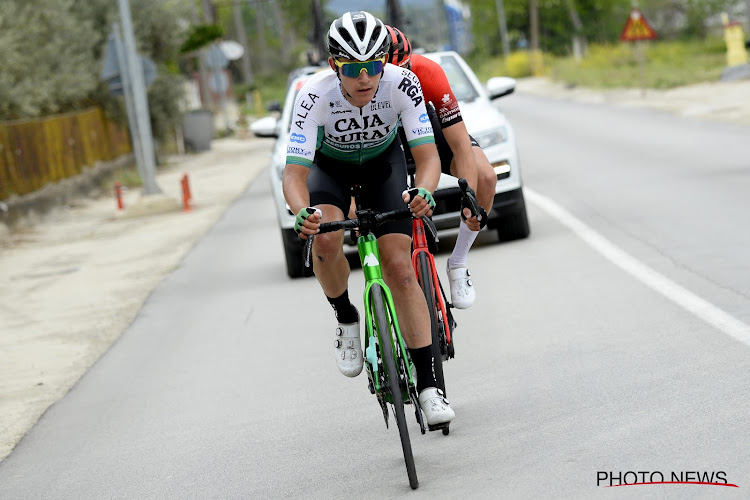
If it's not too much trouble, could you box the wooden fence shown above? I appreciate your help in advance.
[0,108,132,200]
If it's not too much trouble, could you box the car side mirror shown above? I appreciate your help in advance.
[267,101,282,113]
[487,77,516,100]
[250,116,279,138]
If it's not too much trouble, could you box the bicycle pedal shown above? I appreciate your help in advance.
[427,422,449,432]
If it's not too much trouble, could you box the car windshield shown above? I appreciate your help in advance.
[430,55,479,102]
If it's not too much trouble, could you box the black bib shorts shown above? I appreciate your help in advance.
[307,136,411,237]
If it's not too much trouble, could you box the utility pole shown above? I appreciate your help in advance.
[252,0,269,76]
[202,0,215,23]
[311,0,326,64]
[529,0,539,52]
[117,0,161,195]
[200,0,216,111]
[111,25,145,185]
[564,0,586,60]
[233,0,253,85]
[529,0,543,75]
[387,0,405,29]
[495,0,510,58]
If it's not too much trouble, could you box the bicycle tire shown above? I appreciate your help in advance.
[372,284,419,490]
[417,252,446,396]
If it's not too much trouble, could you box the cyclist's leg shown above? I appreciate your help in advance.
[310,204,349,296]
[366,145,454,425]
[378,233,430,349]
[472,144,497,215]
[308,157,355,302]
[308,157,362,377]
[380,233,455,421]
[445,140,487,308]
[361,139,430,351]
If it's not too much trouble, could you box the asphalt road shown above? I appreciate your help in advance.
[1,95,749,498]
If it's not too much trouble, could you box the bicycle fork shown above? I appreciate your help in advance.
[359,233,424,431]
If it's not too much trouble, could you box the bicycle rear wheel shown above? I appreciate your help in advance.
[417,252,446,395]
[372,284,418,490]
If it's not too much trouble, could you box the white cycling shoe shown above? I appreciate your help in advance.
[418,387,455,426]
[334,319,363,377]
[447,263,476,309]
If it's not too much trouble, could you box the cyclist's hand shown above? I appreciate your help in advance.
[462,208,481,231]
[461,206,487,231]
[402,187,436,218]
[294,207,322,239]
[459,182,487,231]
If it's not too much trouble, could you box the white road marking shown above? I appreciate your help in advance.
[526,187,750,347]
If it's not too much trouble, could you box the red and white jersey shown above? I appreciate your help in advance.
[409,53,463,129]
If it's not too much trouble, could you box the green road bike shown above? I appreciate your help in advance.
[304,192,425,490]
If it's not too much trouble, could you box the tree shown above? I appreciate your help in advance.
[0,0,99,119]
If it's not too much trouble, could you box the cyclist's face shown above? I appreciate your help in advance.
[330,57,382,108]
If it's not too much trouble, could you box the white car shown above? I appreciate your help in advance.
[253,52,529,278]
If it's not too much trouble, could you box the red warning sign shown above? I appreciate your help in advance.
[619,8,658,41]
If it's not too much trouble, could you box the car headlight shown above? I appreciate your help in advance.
[474,126,508,148]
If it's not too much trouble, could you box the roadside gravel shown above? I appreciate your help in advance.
[516,76,750,126]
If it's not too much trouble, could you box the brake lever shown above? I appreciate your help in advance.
[422,215,439,244]
[458,178,480,221]
[303,235,314,269]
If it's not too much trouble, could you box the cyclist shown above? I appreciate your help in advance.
[387,25,499,310]
[282,11,454,426]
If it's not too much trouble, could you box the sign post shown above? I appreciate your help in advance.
[619,8,657,97]
[117,0,162,195]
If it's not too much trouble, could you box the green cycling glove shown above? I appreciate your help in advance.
[406,187,436,211]
[294,207,321,234]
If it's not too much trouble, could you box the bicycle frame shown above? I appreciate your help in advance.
[306,197,424,488]
[358,232,416,402]
[411,217,453,347]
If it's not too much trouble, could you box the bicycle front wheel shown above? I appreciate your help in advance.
[371,284,419,490]
[417,252,446,395]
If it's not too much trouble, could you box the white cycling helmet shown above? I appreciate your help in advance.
[327,11,390,62]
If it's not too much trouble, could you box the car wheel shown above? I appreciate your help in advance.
[281,228,308,278]
[490,188,530,242]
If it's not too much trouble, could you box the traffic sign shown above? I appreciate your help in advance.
[101,31,157,96]
[620,8,657,42]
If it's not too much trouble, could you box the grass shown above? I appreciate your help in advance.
[470,38,728,90]
[103,163,143,190]
[236,72,289,117]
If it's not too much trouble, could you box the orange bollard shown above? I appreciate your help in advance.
[114,181,124,210]
[181,174,192,212]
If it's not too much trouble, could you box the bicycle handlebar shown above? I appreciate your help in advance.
[303,207,413,269]
[317,207,413,235]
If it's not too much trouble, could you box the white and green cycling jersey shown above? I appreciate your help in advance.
[285,67,435,167]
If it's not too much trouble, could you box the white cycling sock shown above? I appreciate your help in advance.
[448,222,478,269]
